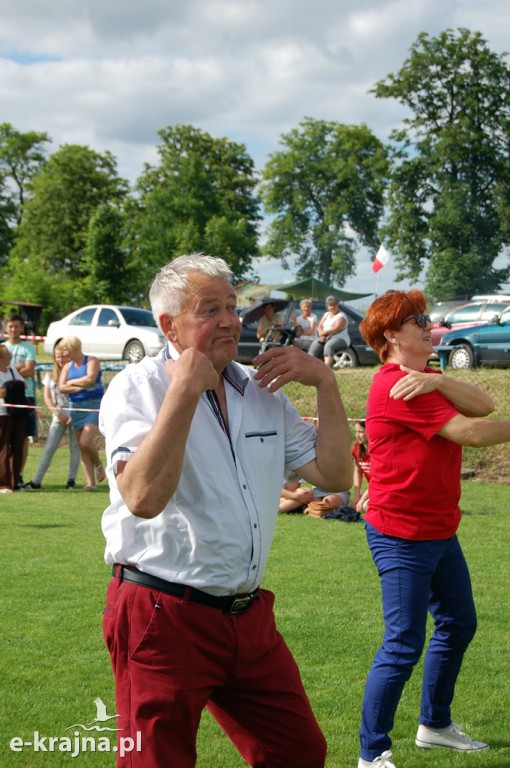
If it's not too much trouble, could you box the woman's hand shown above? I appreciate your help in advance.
[390,365,495,417]
[389,367,438,401]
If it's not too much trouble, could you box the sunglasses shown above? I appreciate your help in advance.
[401,313,432,328]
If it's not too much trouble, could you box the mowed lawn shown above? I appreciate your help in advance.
[1,444,509,767]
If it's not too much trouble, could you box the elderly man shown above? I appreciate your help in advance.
[100,253,351,768]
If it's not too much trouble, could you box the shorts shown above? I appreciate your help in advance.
[70,398,101,430]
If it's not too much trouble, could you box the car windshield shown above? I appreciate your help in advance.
[118,307,157,328]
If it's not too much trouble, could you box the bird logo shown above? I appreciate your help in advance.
[64,697,122,732]
[92,697,120,724]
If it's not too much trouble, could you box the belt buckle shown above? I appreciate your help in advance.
[229,595,253,613]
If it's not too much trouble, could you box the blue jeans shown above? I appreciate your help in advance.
[33,418,80,485]
[359,523,477,761]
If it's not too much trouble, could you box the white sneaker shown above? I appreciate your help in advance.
[358,750,397,767]
[416,723,489,751]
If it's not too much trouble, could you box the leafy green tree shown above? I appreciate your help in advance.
[82,202,139,305]
[373,28,510,300]
[7,144,129,325]
[0,179,16,268]
[0,123,50,268]
[261,117,388,285]
[132,125,261,279]
[0,122,50,221]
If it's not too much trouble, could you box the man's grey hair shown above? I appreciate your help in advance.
[149,253,233,330]
[326,295,339,305]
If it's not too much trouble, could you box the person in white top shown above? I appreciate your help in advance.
[22,344,80,490]
[100,252,352,768]
[309,295,350,367]
[0,344,26,492]
[294,298,319,350]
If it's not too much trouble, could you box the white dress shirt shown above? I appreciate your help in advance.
[100,344,317,596]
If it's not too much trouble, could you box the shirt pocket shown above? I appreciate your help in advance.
[243,430,280,476]
[244,430,278,443]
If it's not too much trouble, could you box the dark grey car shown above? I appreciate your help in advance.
[236,301,378,368]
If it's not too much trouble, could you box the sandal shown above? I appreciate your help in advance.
[82,485,98,492]
[96,463,106,483]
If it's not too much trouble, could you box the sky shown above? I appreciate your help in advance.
[1,0,509,300]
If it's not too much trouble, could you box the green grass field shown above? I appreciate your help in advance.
[1,445,509,767]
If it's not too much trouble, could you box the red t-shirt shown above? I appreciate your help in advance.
[364,364,462,540]
[352,441,371,482]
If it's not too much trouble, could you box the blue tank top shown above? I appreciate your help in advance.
[67,356,104,402]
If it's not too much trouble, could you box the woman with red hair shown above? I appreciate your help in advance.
[355,289,510,768]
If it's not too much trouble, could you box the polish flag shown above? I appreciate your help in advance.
[372,244,391,273]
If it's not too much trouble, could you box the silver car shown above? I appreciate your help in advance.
[43,305,166,363]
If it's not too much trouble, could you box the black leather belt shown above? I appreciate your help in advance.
[112,564,259,614]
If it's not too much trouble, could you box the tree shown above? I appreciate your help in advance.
[261,117,388,285]
[0,123,50,267]
[83,202,138,305]
[7,144,129,325]
[132,125,261,280]
[0,178,16,268]
[373,28,510,300]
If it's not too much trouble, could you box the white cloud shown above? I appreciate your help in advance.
[0,0,509,291]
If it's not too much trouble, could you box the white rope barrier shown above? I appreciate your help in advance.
[4,405,361,420]
[2,403,100,413]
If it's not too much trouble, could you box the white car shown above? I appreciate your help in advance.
[43,305,166,363]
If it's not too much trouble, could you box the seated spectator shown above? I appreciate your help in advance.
[309,296,350,368]
[304,485,350,518]
[279,474,314,513]
[22,343,81,490]
[0,344,27,493]
[257,299,284,342]
[351,419,371,514]
[294,299,318,351]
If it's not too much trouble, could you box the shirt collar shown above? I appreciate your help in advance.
[164,342,248,396]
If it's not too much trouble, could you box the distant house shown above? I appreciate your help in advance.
[0,301,43,336]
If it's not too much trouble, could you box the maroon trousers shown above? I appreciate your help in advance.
[0,415,26,489]
[103,577,326,768]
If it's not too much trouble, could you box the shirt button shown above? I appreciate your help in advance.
[243,484,247,489]
[252,565,256,570]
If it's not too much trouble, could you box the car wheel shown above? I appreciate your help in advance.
[449,345,475,369]
[123,340,145,363]
[333,348,359,369]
